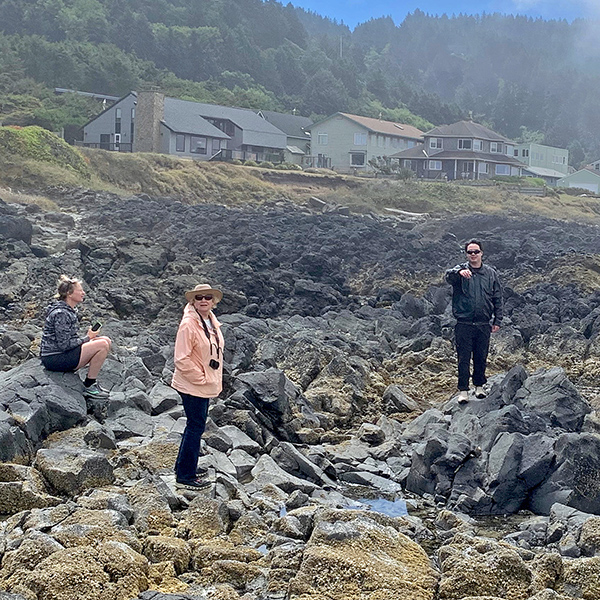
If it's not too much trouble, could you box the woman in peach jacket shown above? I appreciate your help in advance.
[172,283,224,489]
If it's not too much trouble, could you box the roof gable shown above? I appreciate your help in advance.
[559,168,600,182]
[339,113,424,139]
[426,120,510,142]
[82,91,135,129]
[258,110,312,138]
[309,112,424,140]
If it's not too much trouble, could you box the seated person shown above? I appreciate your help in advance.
[40,275,111,398]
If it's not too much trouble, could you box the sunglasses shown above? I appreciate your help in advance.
[466,250,481,255]
[194,294,213,301]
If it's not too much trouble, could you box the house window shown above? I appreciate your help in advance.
[130,108,135,140]
[350,153,365,166]
[478,162,489,174]
[430,138,442,149]
[408,140,416,148]
[190,136,207,154]
[514,149,519,157]
[522,149,529,157]
[404,159,417,170]
[317,133,328,145]
[429,160,442,170]
[458,139,472,150]
[115,108,122,134]
[377,135,384,147]
[490,142,502,153]
[354,132,367,146]
[495,164,510,175]
[212,138,221,154]
[176,134,185,152]
[505,145,514,155]
[391,138,399,148]
[473,140,482,151]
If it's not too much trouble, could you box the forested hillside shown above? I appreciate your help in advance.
[1,0,600,165]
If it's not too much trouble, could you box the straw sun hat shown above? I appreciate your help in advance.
[184,283,223,304]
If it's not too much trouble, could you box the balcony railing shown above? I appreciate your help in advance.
[302,155,332,169]
[76,142,133,152]
[217,149,284,163]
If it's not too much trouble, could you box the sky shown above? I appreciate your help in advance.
[289,0,597,29]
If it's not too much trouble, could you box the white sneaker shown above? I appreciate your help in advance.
[475,386,486,399]
[457,391,468,403]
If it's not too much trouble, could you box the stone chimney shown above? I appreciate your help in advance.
[134,90,165,153]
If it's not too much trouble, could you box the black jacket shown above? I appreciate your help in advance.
[445,262,503,325]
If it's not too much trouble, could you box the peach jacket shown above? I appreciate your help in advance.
[171,303,224,398]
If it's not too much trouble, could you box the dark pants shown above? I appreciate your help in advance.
[175,391,209,481]
[455,322,491,391]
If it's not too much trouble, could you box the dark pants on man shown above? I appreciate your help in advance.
[455,322,491,391]
[175,392,209,481]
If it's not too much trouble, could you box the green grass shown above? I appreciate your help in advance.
[1,128,600,224]
[0,126,90,178]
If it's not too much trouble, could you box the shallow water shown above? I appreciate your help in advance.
[357,497,408,517]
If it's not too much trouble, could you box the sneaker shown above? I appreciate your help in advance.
[84,382,109,399]
[475,386,486,399]
[176,478,211,490]
[196,466,209,477]
[457,391,469,404]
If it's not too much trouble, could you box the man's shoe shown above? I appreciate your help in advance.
[457,391,469,404]
[176,477,211,490]
[84,382,109,399]
[196,466,209,477]
[475,386,486,399]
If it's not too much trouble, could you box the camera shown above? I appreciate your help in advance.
[209,359,220,370]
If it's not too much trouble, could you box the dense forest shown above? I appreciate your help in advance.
[1,0,600,165]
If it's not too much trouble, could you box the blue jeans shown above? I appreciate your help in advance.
[175,392,209,481]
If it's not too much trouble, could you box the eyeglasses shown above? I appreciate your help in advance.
[194,294,213,301]
[466,250,481,255]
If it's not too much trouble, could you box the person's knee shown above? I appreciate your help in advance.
[98,337,111,352]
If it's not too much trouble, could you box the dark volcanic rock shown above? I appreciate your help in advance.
[405,366,594,515]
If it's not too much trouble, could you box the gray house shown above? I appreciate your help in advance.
[393,121,524,180]
[258,110,312,164]
[81,91,288,162]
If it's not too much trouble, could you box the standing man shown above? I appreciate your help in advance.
[445,239,502,402]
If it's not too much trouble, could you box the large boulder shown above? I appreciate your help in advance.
[437,535,532,600]
[0,463,61,514]
[0,360,87,456]
[34,447,115,496]
[288,508,439,600]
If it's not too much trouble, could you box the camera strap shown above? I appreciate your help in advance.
[197,311,221,357]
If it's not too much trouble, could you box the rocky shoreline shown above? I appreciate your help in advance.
[3,189,600,599]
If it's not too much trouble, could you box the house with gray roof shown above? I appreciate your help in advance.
[81,91,288,162]
[258,110,312,164]
[557,168,600,194]
[392,120,525,180]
